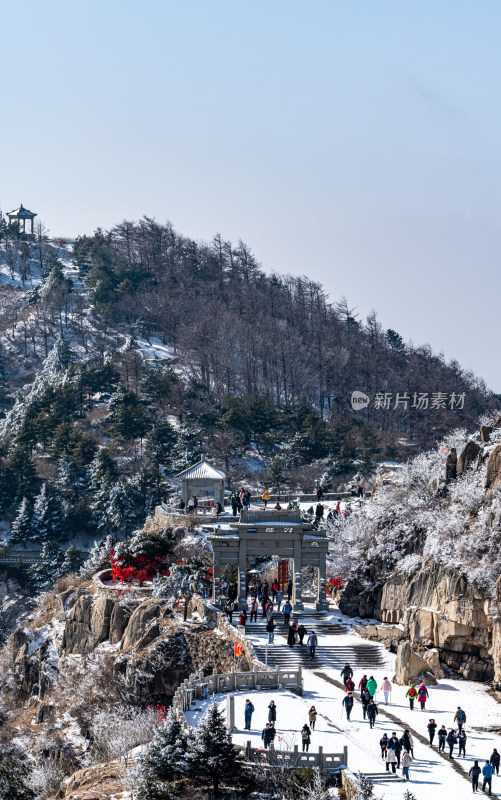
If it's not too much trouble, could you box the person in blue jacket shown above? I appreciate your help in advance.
[244,698,255,730]
[482,761,494,795]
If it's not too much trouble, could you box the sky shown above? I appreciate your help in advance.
[1,0,500,391]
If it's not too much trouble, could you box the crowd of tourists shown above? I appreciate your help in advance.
[243,699,320,754]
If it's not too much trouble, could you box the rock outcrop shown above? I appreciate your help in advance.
[393,640,437,685]
[486,445,501,489]
[457,440,481,476]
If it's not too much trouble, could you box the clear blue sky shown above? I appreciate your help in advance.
[2,1,500,391]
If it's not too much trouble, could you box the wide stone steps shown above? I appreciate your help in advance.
[252,642,386,669]
[244,622,347,635]
[363,772,406,784]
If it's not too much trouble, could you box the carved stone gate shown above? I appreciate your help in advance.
[208,509,329,612]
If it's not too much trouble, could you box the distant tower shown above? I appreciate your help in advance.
[7,204,37,235]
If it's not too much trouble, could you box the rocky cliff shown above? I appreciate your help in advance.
[337,416,501,681]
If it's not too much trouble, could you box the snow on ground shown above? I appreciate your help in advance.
[136,336,175,361]
[187,604,501,799]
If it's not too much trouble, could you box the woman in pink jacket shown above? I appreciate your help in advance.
[380,676,392,705]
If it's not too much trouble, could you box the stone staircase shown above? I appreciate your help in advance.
[247,618,387,670]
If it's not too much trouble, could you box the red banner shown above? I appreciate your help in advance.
[278,560,288,592]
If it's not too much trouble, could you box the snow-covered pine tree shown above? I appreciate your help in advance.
[354,771,376,799]
[32,483,66,543]
[60,544,84,575]
[81,534,115,574]
[140,709,186,781]
[178,702,244,800]
[10,497,34,547]
[29,541,64,591]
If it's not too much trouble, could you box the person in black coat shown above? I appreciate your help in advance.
[367,700,378,729]
[428,718,437,745]
[287,625,296,648]
[301,723,312,752]
[268,701,277,724]
[490,749,500,775]
[379,733,389,759]
[360,688,371,720]
[400,729,414,757]
[458,729,467,757]
[446,729,458,758]
[342,692,354,721]
[261,723,276,749]
[438,725,447,752]
[297,624,307,645]
[340,663,353,683]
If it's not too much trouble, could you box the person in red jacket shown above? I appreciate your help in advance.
[417,683,429,710]
[358,674,368,690]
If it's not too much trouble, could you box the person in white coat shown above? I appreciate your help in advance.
[384,746,397,774]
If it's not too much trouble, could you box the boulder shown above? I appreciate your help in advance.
[420,648,444,679]
[393,640,435,686]
[480,426,492,443]
[486,445,501,489]
[61,594,114,654]
[356,624,405,653]
[121,599,163,650]
[445,448,457,482]
[457,441,481,476]
[109,602,132,645]
[36,701,54,723]
[493,415,501,429]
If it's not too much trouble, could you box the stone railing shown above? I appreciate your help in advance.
[242,740,348,773]
[171,664,303,733]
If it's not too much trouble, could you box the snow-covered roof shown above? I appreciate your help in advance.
[176,459,227,480]
[6,204,37,218]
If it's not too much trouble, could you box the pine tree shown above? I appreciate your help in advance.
[29,541,64,591]
[60,544,84,575]
[10,497,34,548]
[32,483,65,543]
[81,534,114,573]
[354,771,375,799]
[141,709,186,781]
[268,456,285,492]
[178,703,244,799]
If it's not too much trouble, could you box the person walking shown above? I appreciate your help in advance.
[360,688,371,720]
[379,733,389,759]
[287,624,296,648]
[244,699,254,730]
[400,729,414,758]
[490,748,500,775]
[384,746,397,774]
[266,616,275,643]
[297,623,307,645]
[358,674,368,690]
[342,692,354,721]
[446,728,457,759]
[272,580,279,601]
[406,683,417,710]
[301,723,312,752]
[268,700,277,725]
[417,683,429,710]
[276,588,283,612]
[388,733,402,768]
[367,699,378,729]
[262,489,270,508]
[427,718,437,746]
[250,596,258,623]
[283,600,292,626]
[345,678,355,693]
[238,608,247,627]
[307,631,318,659]
[469,760,481,793]
[402,750,413,781]
[261,722,275,750]
[366,675,378,698]
[225,600,235,625]
[438,725,447,753]
[457,729,467,757]
[308,706,317,730]
[380,676,392,705]
[454,706,466,733]
[340,663,353,683]
[482,760,494,795]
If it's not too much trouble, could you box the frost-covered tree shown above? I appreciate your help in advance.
[32,483,66,543]
[153,558,208,599]
[0,758,35,800]
[91,707,157,769]
[28,541,65,591]
[10,497,33,547]
[140,709,186,781]
[81,534,115,574]
[178,702,244,799]
[60,544,84,575]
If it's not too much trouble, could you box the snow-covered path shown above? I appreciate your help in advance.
[190,604,501,798]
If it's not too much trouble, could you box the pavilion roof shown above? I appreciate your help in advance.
[176,459,227,480]
[7,204,37,218]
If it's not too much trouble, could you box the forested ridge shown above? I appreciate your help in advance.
[0,214,496,579]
